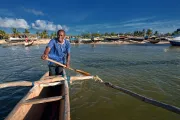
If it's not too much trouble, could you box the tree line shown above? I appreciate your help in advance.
[0,28,57,39]
[0,28,180,39]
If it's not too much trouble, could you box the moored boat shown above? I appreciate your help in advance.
[5,71,70,120]
[148,36,160,44]
[5,35,38,43]
[128,37,144,42]
[24,41,34,47]
[91,37,104,43]
[104,37,120,41]
[168,35,180,46]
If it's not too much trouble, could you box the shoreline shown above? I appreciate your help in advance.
[0,39,170,46]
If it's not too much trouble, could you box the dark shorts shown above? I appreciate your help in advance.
[48,65,64,76]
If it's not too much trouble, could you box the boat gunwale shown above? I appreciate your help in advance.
[5,72,49,120]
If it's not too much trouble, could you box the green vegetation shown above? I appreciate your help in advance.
[12,28,21,37]
[0,28,180,39]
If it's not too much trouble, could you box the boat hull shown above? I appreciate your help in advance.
[5,72,70,120]
[169,40,180,46]
[24,41,34,47]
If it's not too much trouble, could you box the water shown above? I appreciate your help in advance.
[0,43,180,120]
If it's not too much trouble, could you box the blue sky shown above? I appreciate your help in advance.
[0,0,180,35]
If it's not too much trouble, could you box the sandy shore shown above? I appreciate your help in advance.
[0,39,50,46]
[0,39,170,46]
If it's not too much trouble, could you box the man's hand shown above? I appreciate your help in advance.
[66,62,70,68]
[41,54,48,60]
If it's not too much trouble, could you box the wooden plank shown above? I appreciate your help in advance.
[0,76,93,89]
[59,81,65,120]
[37,76,94,84]
[40,81,63,87]
[23,96,63,105]
[64,80,70,120]
[0,81,32,88]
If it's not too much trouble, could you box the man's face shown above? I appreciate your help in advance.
[58,31,65,41]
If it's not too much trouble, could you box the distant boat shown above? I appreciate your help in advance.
[128,37,144,42]
[104,37,120,41]
[24,41,34,47]
[5,35,38,43]
[91,37,104,42]
[168,35,180,46]
[148,36,160,44]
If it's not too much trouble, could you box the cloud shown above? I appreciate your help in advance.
[0,17,29,29]
[70,18,180,34]
[123,23,146,27]
[31,20,69,31]
[122,16,156,24]
[24,8,44,16]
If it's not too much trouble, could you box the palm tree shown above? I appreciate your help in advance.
[40,30,48,38]
[24,29,30,37]
[104,32,109,36]
[110,32,116,36]
[146,29,153,37]
[154,31,159,36]
[50,32,57,39]
[172,30,180,36]
[12,28,20,37]
[142,29,146,36]
[0,30,6,39]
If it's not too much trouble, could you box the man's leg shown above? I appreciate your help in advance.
[49,65,56,76]
[55,66,64,76]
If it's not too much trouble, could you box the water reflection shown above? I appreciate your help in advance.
[164,46,180,52]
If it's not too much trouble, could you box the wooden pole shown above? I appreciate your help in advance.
[103,82,180,115]
[0,76,94,88]
[46,58,91,76]
[0,81,32,89]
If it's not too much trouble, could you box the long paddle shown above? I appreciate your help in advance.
[46,58,91,76]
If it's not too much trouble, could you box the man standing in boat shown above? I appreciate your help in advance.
[41,29,71,76]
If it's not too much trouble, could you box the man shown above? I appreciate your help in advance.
[41,29,71,76]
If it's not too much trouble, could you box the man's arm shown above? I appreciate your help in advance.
[41,46,51,60]
[66,53,70,68]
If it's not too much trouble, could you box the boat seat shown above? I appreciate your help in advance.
[22,96,64,105]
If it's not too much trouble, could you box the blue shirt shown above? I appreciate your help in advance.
[47,39,70,65]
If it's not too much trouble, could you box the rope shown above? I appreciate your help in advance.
[93,76,180,115]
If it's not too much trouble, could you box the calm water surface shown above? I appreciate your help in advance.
[0,43,180,120]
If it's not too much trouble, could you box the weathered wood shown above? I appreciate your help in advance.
[40,81,63,87]
[5,72,49,120]
[23,96,63,105]
[0,81,32,88]
[64,80,70,120]
[0,76,93,88]
[59,81,65,120]
[4,70,91,120]
[70,76,94,82]
[36,76,94,84]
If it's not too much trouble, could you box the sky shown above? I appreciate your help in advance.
[0,0,180,35]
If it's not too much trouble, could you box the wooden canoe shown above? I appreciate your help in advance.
[5,71,70,120]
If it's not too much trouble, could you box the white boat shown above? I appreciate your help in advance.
[168,35,180,46]
[5,36,38,43]
[24,41,34,47]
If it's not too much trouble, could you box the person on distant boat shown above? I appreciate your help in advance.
[25,37,28,43]
[41,29,71,76]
